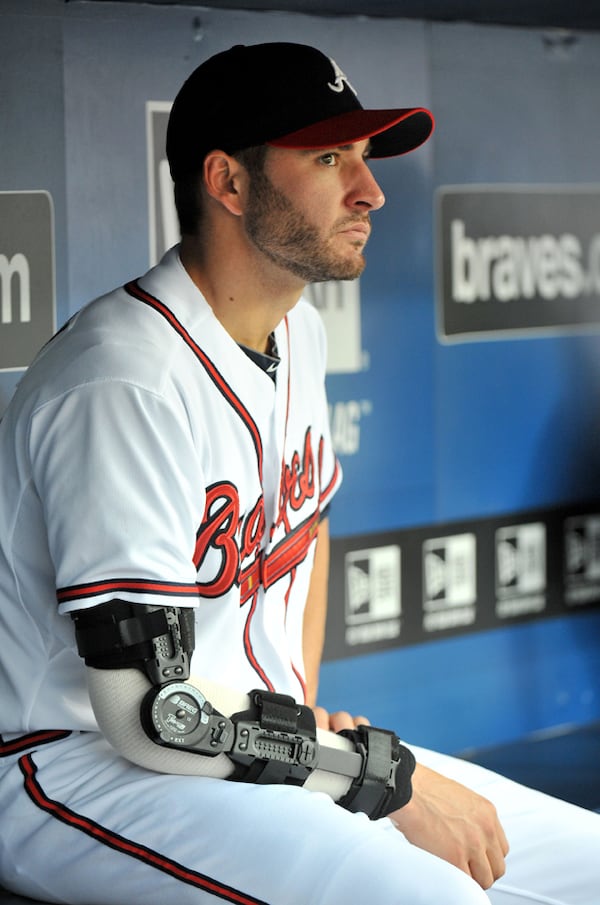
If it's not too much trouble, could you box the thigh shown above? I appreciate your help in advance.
[412,745,600,905]
[0,733,488,905]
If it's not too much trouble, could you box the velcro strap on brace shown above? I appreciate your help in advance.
[228,690,318,786]
[337,725,416,818]
[73,600,195,685]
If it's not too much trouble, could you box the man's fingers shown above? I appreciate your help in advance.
[328,710,358,732]
[488,842,508,883]
[312,706,330,730]
[468,855,496,890]
[312,707,371,732]
[499,823,510,857]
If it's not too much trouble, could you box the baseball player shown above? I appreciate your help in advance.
[0,42,599,905]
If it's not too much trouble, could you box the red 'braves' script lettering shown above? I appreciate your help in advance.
[240,497,265,563]
[195,483,265,598]
[194,482,240,597]
[195,429,320,600]
[277,428,315,532]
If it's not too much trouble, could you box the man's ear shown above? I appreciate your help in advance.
[202,151,246,217]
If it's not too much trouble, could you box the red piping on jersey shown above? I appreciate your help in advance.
[19,754,270,905]
[291,662,307,703]
[0,730,71,757]
[125,278,274,688]
[283,567,308,704]
[57,578,200,604]
[124,279,264,480]
[242,597,275,692]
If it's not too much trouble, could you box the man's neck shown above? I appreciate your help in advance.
[180,234,304,354]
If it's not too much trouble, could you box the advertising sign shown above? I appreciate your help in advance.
[437,186,600,341]
[0,191,55,372]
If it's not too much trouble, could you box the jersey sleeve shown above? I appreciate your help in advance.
[29,379,203,614]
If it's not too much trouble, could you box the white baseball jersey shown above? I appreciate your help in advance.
[2,249,600,905]
[0,246,341,736]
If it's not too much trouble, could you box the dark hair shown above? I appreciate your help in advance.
[173,145,269,237]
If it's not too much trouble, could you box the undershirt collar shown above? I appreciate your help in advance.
[238,332,280,383]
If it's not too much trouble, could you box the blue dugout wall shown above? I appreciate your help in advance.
[1,0,599,753]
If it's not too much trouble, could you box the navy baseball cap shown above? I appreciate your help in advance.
[167,42,434,180]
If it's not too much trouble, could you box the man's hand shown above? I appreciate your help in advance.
[312,707,508,889]
[312,706,369,732]
[389,762,509,889]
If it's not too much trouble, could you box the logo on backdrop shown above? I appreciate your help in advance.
[328,398,372,455]
[564,513,600,606]
[344,545,401,646]
[0,191,55,372]
[422,532,477,631]
[146,102,366,377]
[495,522,546,618]
[324,504,600,661]
[436,185,600,342]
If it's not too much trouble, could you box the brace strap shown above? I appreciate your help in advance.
[73,601,195,685]
[337,725,416,818]
[228,690,319,786]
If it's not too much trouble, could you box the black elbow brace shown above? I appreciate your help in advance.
[72,601,414,816]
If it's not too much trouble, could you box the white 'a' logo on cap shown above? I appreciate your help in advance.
[327,58,358,95]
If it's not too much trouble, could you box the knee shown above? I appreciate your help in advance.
[429,870,491,905]
[389,859,491,905]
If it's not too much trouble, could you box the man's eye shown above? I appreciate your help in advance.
[319,152,337,166]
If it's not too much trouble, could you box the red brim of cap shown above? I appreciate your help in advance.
[268,107,434,158]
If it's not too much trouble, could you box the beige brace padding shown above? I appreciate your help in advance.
[87,666,354,800]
